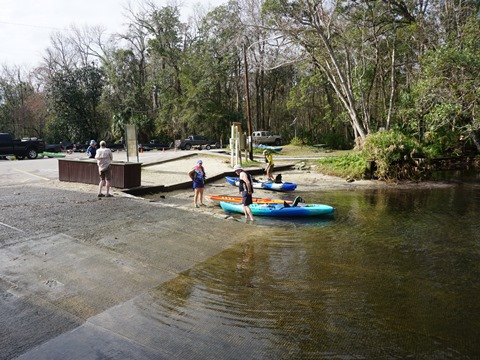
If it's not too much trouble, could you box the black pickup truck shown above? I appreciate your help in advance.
[174,135,217,150]
[0,132,46,159]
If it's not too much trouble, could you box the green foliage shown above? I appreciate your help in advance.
[422,131,461,158]
[323,132,351,149]
[289,137,305,146]
[3,1,480,158]
[46,65,106,143]
[316,152,367,179]
[412,16,480,144]
[362,130,426,180]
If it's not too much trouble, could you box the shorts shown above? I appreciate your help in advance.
[100,166,112,181]
[193,180,205,189]
[266,163,274,174]
[242,191,253,206]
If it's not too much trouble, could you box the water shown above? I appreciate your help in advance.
[146,179,480,359]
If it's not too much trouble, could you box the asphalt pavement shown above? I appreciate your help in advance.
[0,148,276,360]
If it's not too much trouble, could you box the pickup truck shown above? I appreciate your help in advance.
[174,135,217,150]
[107,141,126,152]
[252,131,282,146]
[141,139,171,151]
[0,132,46,159]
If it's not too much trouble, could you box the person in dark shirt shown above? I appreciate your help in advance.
[188,159,206,208]
[233,164,254,221]
[87,140,97,158]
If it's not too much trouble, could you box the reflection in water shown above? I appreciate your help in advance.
[144,183,480,359]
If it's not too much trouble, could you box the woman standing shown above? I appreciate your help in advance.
[188,159,206,208]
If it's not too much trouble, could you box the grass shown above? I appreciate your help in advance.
[230,144,366,179]
[254,144,348,157]
[254,144,365,178]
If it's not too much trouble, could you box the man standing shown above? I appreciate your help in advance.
[233,164,254,221]
[95,141,113,198]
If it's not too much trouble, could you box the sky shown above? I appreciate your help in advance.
[0,0,225,70]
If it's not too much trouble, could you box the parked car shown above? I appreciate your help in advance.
[107,141,126,152]
[73,142,89,153]
[60,141,74,151]
[174,135,217,150]
[45,144,62,153]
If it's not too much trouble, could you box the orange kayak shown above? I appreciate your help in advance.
[208,195,292,204]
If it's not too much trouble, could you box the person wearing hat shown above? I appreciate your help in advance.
[233,164,254,221]
[87,140,97,159]
[263,150,274,181]
[95,141,113,197]
[188,159,206,208]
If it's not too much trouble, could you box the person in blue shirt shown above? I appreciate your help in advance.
[87,140,97,158]
[188,159,206,208]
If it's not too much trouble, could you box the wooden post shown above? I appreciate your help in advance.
[243,43,253,161]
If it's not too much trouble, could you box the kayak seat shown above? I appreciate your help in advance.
[292,196,304,207]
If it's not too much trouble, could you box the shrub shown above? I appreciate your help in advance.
[362,130,427,180]
[289,137,306,146]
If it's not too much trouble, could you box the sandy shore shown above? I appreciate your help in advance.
[35,155,455,210]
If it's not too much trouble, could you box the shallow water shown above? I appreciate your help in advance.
[146,181,480,358]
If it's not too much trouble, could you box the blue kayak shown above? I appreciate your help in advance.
[225,176,297,192]
[255,144,283,152]
[220,201,334,217]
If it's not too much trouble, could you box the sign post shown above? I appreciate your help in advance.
[125,124,139,163]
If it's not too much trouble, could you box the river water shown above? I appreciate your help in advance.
[147,175,480,359]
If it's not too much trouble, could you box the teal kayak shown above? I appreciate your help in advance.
[220,201,334,217]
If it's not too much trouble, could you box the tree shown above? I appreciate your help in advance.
[264,0,369,141]
[179,3,246,142]
[46,64,106,143]
[0,66,47,138]
[413,16,480,151]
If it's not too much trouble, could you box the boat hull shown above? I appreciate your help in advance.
[220,201,334,217]
[256,144,283,152]
[208,195,290,204]
[225,176,297,192]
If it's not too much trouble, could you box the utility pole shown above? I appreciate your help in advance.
[243,43,253,161]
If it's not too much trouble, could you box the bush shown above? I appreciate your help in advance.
[362,130,427,180]
[289,137,306,146]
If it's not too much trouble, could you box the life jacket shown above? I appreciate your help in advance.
[193,165,205,182]
[238,171,254,193]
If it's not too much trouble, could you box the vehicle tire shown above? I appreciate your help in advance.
[27,148,38,159]
[205,145,211,150]
[185,144,192,150]
[275,138,281,146]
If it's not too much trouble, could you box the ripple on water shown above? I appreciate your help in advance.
[128,185,480,358]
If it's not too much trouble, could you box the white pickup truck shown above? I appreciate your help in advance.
[252,131,282,146]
